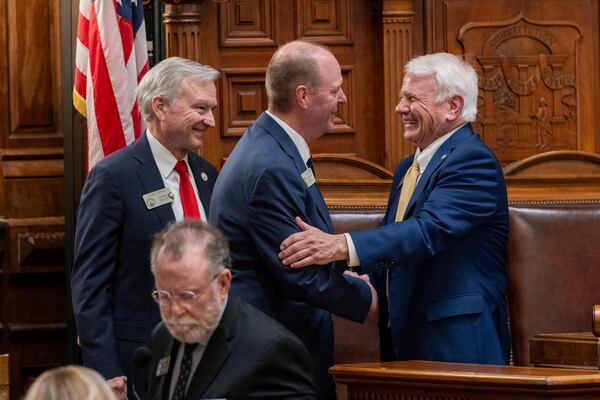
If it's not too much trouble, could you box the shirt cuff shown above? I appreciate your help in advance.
[344,233,360,267]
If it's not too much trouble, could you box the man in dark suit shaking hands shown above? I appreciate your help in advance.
[280,52,510,366]
[146,221,317,400]
[71,57,219,399]
[209,40,377,399]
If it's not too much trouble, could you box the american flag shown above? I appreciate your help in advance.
[73,0,149,170]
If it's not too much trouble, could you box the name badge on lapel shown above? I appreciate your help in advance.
[156,356,171,377]
[143,188,175,210]
[301,168,316,188]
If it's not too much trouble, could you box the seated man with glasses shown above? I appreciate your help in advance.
[145,220,317,400]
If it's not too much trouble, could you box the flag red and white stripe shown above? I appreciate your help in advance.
[73,0,149,170]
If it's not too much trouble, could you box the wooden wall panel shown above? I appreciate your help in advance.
[209,0,385,168]
[0,0,66,398]
[428,0,600,166]
[295,0,351,44]
[219,0,276,47]
[220,68,268,139]
[0,217,67,399]
[5,0,62,149]
[0,149,64,219]
[0,0,6,151]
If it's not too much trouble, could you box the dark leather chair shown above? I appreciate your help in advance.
[330,209,384,363]
[507,203,600,365]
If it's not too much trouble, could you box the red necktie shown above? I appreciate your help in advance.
[174,160,201,220]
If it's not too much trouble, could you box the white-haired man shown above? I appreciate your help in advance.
[280,52,510,366]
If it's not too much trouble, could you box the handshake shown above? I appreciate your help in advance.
[279,216,378,320]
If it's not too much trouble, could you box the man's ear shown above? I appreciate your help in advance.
[295,85,310,110]
[447,95,464,121]
[218,269,232,301]
[151,96,167,120]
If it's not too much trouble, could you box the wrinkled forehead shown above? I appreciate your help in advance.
[401,73,437,92]
[178,78,216,97]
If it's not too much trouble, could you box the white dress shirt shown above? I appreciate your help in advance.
[146,130,207,222]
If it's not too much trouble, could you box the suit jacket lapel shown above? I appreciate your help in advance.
[132,133,176,226]
[255,113,307,173]
[386,157,414,224]
[149,326,177,400]
[405,124,475,217]
[184,299,236,399]
[187,155,212,216]
[256,113,334,233]
[309,184,334,233]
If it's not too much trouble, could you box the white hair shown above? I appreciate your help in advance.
[405,52,478,122]
[137,57,220,122]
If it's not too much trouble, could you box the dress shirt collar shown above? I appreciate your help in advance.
[146,129,189,177]
[414,123,465,173]
[266,110,311,165]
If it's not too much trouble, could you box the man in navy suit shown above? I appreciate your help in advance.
[209,40,377,399]
[280,52,510,366]
[146,221,316,400]
[71,57,219,399]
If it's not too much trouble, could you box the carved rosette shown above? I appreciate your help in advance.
[382,0,415,169]
[458,14,582,164]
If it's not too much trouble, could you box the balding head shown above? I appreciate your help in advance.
[266,40,333,113]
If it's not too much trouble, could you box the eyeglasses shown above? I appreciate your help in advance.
[151,271,222,306]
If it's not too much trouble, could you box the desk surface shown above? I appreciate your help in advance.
[330,360,600,388]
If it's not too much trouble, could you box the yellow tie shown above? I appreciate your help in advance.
[387,157,420,328]
[395,158,420,221]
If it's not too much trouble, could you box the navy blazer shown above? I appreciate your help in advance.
[146,296,317,400]
[209,112,372,399]
[71,133,218,383]
[351,124,510,365]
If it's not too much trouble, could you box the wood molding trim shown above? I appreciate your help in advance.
[504,150,600,201]
[163,3,203,59]
[1,217,65,274]
[382,0,414,170]
[314,153,393,208]
[5,323,67,335]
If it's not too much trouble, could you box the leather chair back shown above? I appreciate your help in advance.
[330,209,384,363]
[507,203,600,365]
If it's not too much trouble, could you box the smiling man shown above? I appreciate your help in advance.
[279,52,511,367]
[71,57,219,399]
[209,40,377,399]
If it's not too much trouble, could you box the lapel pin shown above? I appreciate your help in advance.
[156,356,170,377]
[201,172,208,182]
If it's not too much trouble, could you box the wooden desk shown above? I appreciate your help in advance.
[530,332,600,369]
[330,360,600,399]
